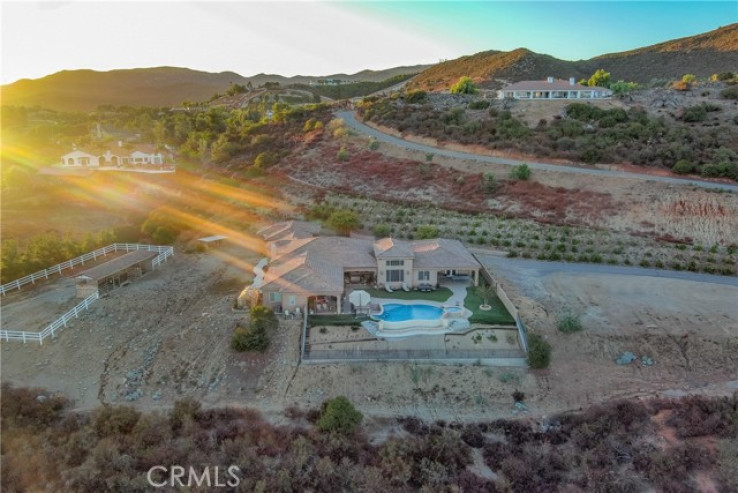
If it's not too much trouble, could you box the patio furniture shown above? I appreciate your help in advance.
[385,284,393,293]
[402,282,411,292]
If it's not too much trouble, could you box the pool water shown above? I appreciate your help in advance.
[445,306,463,313]
[374,304,443,322]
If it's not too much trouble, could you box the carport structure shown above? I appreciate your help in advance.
[75,250,157,297]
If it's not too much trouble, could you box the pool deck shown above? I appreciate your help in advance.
[370,279,471,308]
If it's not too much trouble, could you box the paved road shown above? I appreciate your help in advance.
[475,253,738,287]
[337,110,738,192]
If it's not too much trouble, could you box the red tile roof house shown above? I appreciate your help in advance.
[498,76,612,100]
[251,221,481,315]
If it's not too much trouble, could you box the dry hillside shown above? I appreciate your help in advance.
[409,24,738,92]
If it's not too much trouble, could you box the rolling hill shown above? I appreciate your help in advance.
[0,65,432,112]
[409,23,738,92]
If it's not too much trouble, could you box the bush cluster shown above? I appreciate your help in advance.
[231,305,278,352]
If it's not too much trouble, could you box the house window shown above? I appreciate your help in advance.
[418,271,430,281]
[386,270,404,283]
[288,295,296,306]
[268,292,282,302]
[387,260,404,266]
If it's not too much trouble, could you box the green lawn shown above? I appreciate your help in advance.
[464,287,516,325]
[307,314,366,326]
[366,287,453,302]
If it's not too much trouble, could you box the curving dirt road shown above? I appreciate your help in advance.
[337,110,738,193]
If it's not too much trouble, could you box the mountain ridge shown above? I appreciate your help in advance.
[409,23,738,91]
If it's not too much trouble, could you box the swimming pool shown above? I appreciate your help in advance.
[373,304,443,322]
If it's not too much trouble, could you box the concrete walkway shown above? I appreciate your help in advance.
[337,110,738,193]
[371,279,472,308]
[251,258,268,288]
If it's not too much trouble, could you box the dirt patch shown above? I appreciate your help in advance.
[476,254,738,414]
[1,243,273,411]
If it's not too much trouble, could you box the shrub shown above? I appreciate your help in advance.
[450,76,478,95]
[249,305,278,332]
[337,147,349,161]
[721,86,738,100]
[368,138,379,150]
[681,74,697,84]
[317,396,363,434]
[482,173,499,193]
[672,160,694,174]
[231,325,268,352]
[557,313,583,333]
[509,164,531,180]
[469,100,490,110]
[405,90,427,104]
[682,105,707,122]
[327,209,360,236]
[373,224,391,238]
[94,405,141,437]
[417,225,439,240]
[527,333,551,369]
[254,151,277,168]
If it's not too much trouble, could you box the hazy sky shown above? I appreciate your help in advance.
[1,1,735,84]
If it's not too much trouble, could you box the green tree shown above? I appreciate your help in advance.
[450,76,478,95]
[327,210,360,236]
[587,69,611,88]
[337,147,349,161]
[317,396,363,434]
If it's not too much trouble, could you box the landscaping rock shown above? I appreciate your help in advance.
[641,355,655,366]
[616,352,637,365]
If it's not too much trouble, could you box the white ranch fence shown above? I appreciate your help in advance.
[1,244,173,344]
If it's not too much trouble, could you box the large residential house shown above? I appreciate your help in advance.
[498,77,612,100]
[61,144,168,168]
[252,221,481,314]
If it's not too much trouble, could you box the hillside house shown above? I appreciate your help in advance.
[61,143,168,168]
[498,77,612,100]
[251,222,481,314]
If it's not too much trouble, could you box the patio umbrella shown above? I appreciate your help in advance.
[348,290,371,307]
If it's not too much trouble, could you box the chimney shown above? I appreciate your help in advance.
[569,77,576,86]
[547,76,554,83]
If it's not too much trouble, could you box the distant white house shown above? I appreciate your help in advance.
[498,77,612,100]
[61,143,167,168]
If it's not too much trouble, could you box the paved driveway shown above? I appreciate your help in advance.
[337,110,738,193]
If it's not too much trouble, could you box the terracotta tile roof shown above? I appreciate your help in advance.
[410,239,481,269]
[373,237,414,258]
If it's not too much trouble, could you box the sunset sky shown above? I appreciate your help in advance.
[1,1,735,84]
